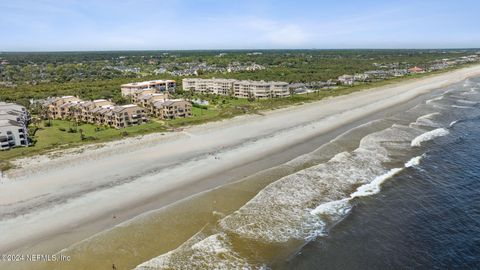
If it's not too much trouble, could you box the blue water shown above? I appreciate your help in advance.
[282,87,480,269]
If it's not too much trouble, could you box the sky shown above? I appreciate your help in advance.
[0,0,479,51]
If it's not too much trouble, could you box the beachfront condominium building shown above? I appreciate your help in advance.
[136,93,169,108]
[73,103,147,129]
[183,78,289,99]
[233,80,290,99]
[121,86,192,120]
[149,99,192,120]
[109,104,148,129]
[43,96,82,119]
[42,97,148,129]
[182,78,237,95]
[71,99,114,123]
[0,102,30,150]
[121,80,176,98]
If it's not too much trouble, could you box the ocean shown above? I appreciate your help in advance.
[30,77,480,269]
[281,82,480,269]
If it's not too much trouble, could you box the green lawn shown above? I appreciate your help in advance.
[167,106,222,127]
[0,120,166,170]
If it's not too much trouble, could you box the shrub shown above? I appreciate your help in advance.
[192,103,208,110]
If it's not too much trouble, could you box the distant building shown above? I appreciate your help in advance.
[182,78,236,95]
[121,80,176,97]
[389,69,408,77]
[354,73,370,82]
[338,75,355,85]
[0,102,29,150]
[408,66,424,73]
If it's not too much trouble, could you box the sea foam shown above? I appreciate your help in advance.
[411,128,449,147]
[349,168,403,198]
[405,155,424,167]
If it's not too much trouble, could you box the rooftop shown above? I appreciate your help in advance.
[121,80,176,87]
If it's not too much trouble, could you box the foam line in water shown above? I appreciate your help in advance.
[426,95,443,104]
[309,198,351,216]
[449,120,459,127]
[405,155,424,167]
[349,168,403,198]
[312,154,424,216]
[411,128,449,147]
[457,99,477,105]
[451,105,474,109]
[415,112,442,127]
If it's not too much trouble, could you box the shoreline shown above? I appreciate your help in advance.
[1,65,480,258]
[0,64,473,174]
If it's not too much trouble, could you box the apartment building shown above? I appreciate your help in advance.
[136,93,169,108]
[182,78,236,95]
[121,80,176,97]
[71,99,114,123]
[233,80,290,99]
[150,99,192,120]
[183,78,289,99]
[105,105,148,129]
[42,97,147,129]
[137,93,169,113]
[0,102,29,150]
[0,102,30,124]
[43,96,82,119]
[121,84,192,120]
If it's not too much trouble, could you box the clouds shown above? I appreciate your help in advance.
[0,0,479,51]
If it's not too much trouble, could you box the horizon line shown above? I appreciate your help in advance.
[1,47,480,54]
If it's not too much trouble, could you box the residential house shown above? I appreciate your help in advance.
[408,66,425,73]
[338,75,355,85]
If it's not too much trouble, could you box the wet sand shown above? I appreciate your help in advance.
[1,65,480,266]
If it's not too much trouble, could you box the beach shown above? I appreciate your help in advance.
[2,65,480,269]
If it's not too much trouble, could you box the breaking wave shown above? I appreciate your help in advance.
[411,128,449,147]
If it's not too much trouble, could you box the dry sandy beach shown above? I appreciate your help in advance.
[1,65,480,260]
